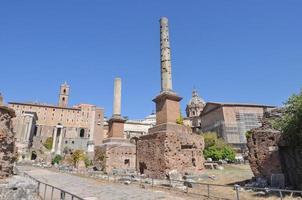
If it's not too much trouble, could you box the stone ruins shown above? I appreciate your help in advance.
[247,108,302,189]
[136,17,204,179]
[94,78,136,173]
[0,99,17,178]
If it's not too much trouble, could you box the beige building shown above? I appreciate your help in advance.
[103,113,156,141]
[8,82,104,160]
[200,102,275,149]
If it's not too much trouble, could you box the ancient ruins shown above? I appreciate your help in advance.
[0,100,17,178]
[95,78,136,173]
[137,17,204,178]
[247,108,302,189]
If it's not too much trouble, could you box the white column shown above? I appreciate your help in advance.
[160,17,173,92]
[87,107,95,152]
[113,78,122,116]
[51,128,57,153]
[56,127,63,155]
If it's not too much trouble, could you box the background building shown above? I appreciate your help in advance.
[9,82,104,160]
[185,89,206,132]
[103,113,156,141]
[199,102,275,150]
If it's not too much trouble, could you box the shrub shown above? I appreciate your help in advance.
[202,132,235,161]
[203,132,218,148]
[71,150,91,167]
[43,137,53,150]
[274,90,302,146]
[52,154,62,165]
[176,113,184,125]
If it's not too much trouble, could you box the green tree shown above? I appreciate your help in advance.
[43,137,53,150]
[275,90,302,146]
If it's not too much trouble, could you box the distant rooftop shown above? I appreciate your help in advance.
[206,102,276,108]
[8,101,81,110]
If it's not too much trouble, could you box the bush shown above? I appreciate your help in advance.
[203,132,218,148]
[202,132,235,161]
[43,137,53,150]
[52,154,62,165]
[71,150,91,167]
[274,90,302,146]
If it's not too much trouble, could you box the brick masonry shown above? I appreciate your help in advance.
[0,106,17,178]
[137,123,204,178]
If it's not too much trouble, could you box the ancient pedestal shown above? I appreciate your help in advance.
[95,117,136,174]
[94,78,136,174]
[0,106,17,178]
[137,123,204,178]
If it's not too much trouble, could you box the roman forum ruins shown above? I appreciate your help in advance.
[95,78,136,173]
[136,17,204,178]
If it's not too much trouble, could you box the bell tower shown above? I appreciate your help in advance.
[58,82,69,107]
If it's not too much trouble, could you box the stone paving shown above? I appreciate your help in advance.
[18,166,198,200]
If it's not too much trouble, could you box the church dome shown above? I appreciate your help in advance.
[188,89,205,106]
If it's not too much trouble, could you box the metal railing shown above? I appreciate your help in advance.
[63,169,302,200]
[20,164,302,200]
[23,172,84,200]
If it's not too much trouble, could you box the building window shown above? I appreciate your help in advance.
[72,141,74,144]
[65,141,68,144]
[80,129,85,138]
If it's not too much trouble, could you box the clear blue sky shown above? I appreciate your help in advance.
[1,1,302,119]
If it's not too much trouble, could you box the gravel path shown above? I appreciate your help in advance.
[18,166,194,200]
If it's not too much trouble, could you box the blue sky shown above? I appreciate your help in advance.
[1,1,301,119]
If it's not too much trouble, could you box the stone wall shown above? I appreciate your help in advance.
[95,138,136,174]
[0,106,17,178]
[137,124,204,179]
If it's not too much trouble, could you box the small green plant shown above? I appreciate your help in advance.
[245,131,252,139]
[43,137,53,150]
[176,111,184,125]
[52,154,62,165]
[71,150,87,167]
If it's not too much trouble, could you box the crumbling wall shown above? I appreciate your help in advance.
[137,124,204,179]
[95,138,136,174]
[0,106,17,178]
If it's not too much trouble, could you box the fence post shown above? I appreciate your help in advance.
[207,184,210,198]
[279,191,283,200]
[37,182,40,196]
[51,186,54,200]
[60,191,65,200]
[234,184,240,200]
[44,184,47,199]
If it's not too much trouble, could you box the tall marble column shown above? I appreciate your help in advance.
[113,78,122,117]
[153,17,182,125]
[51,129,57,153]
[107,77,125,138]
[160,17,173,92]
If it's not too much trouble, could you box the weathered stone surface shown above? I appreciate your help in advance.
[0,175,39,200]
[0,106,17,179]
[137,124,204,179]
[247,109,283,182]
[246,108,302,189]
[95,139,136,174]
